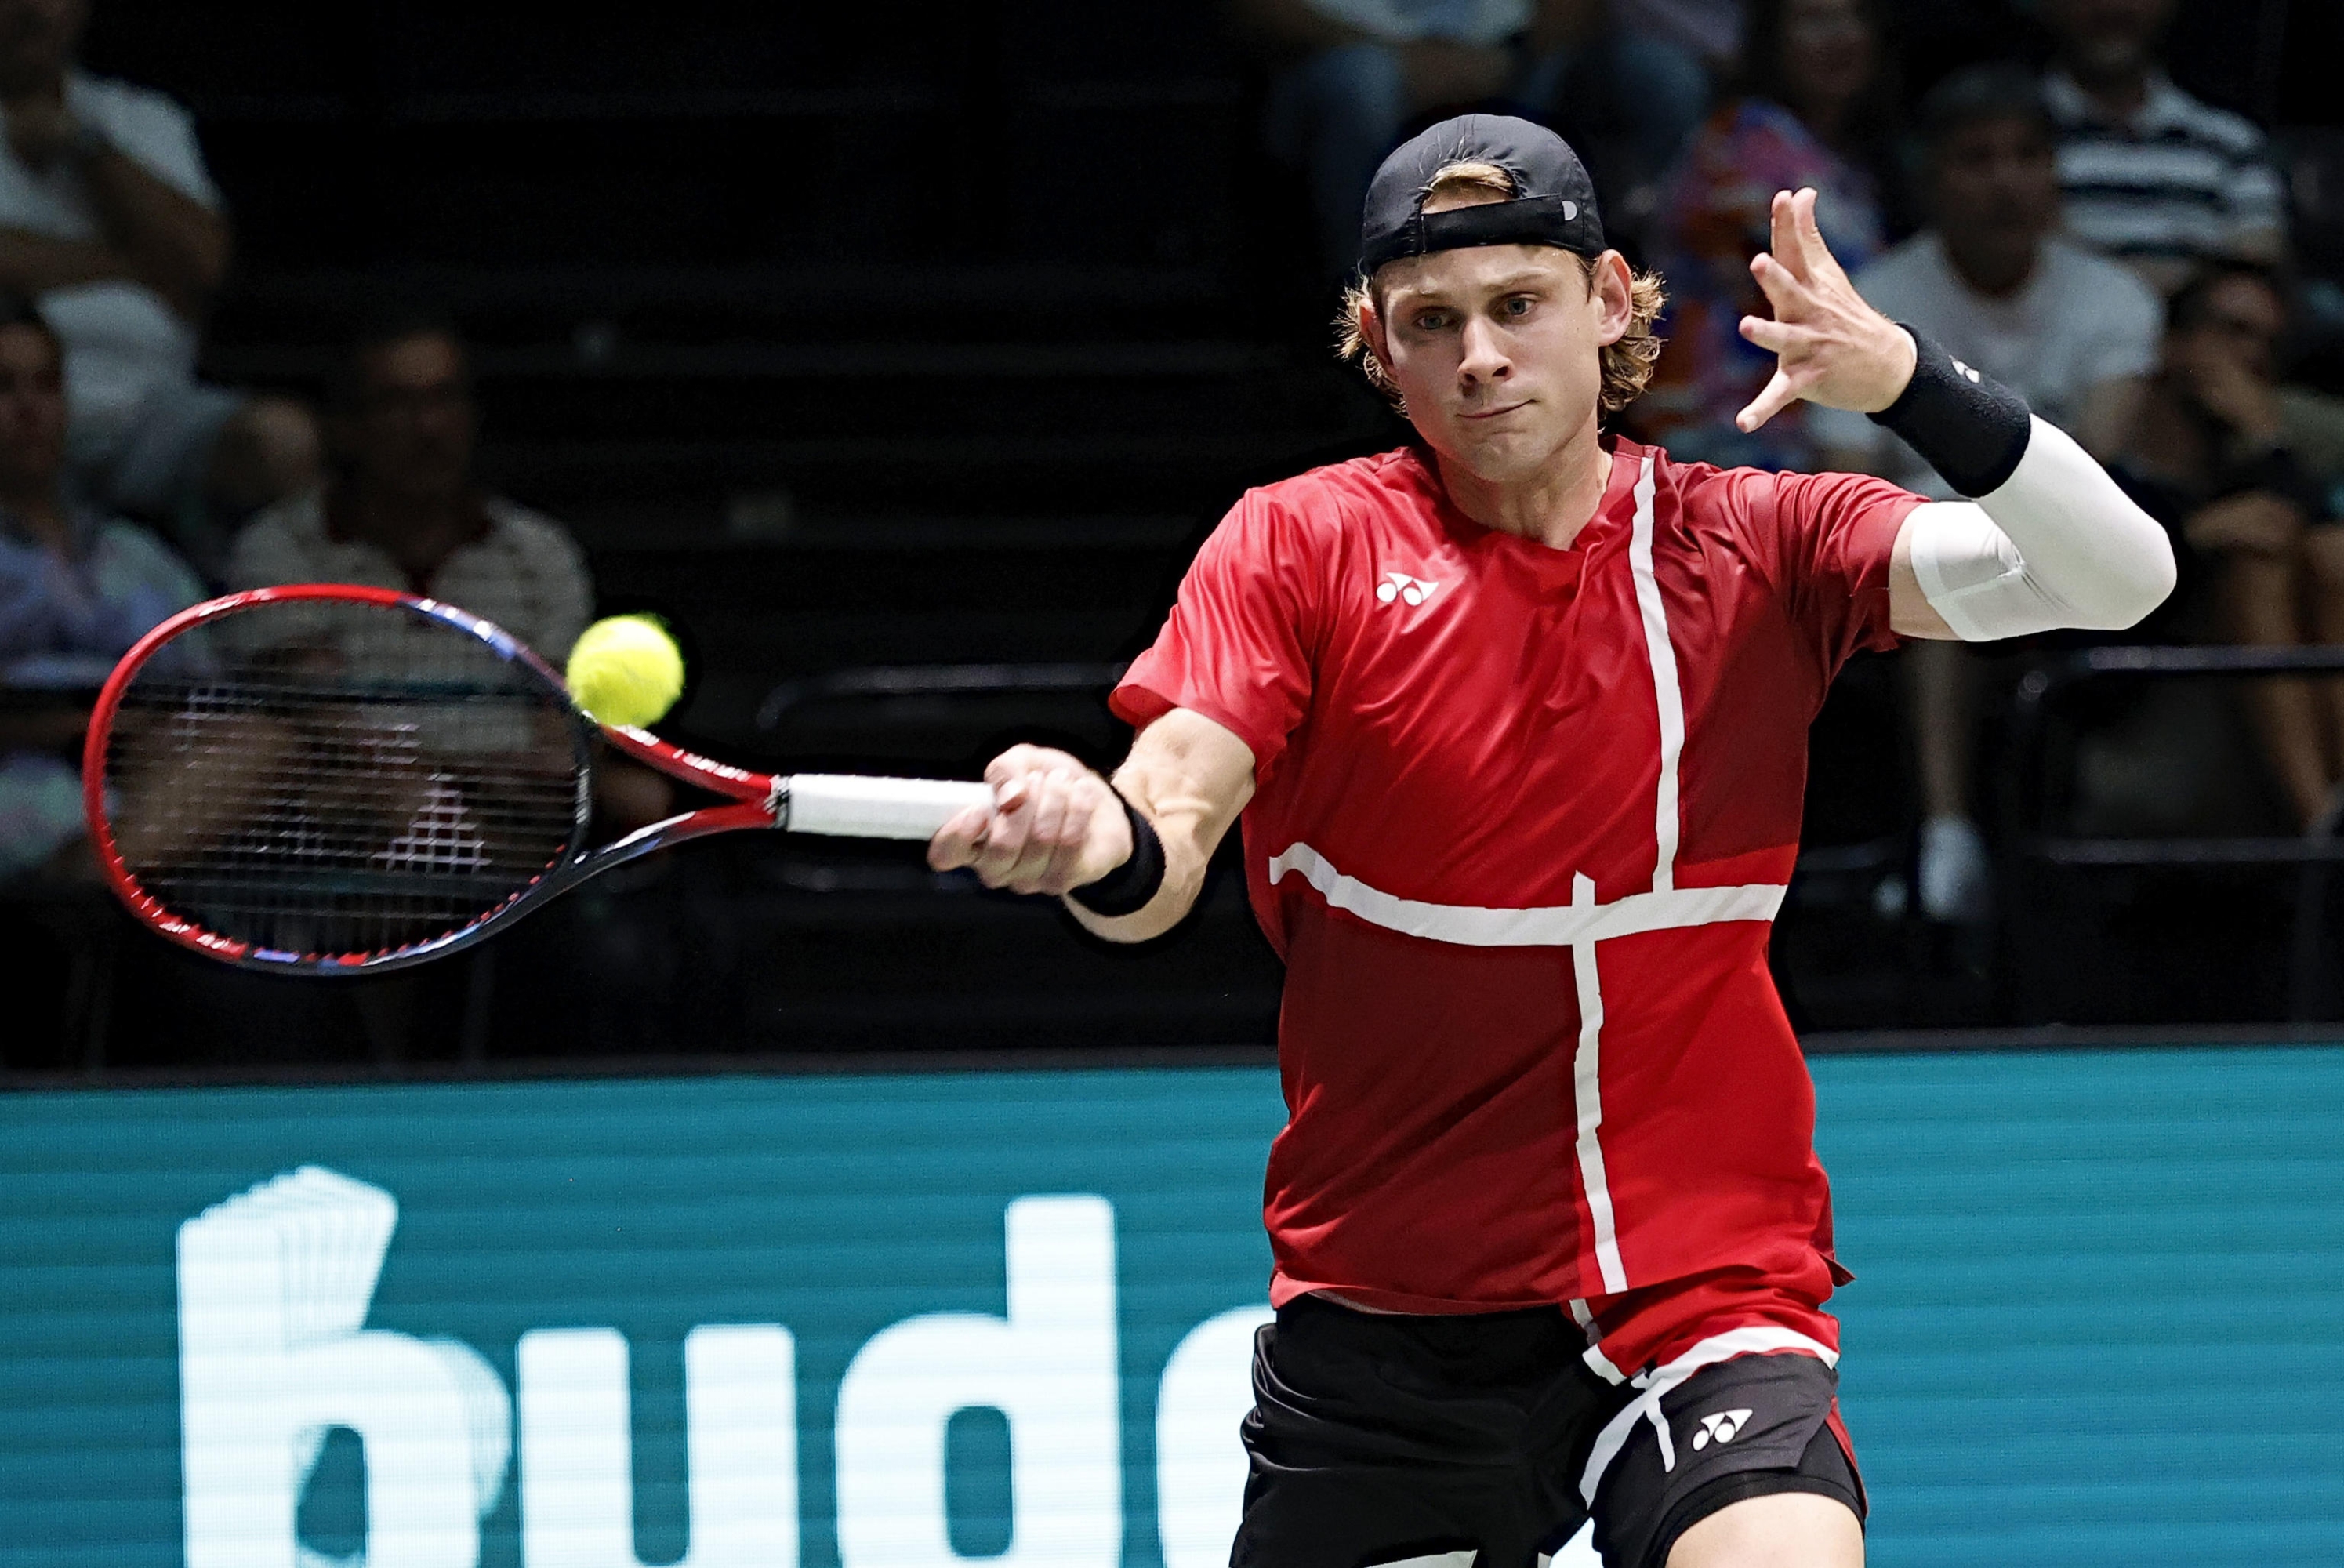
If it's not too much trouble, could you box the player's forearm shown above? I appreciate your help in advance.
[1881,329,2175,641]
[1065,709,1255,944]
[1063,826,1198,942]
[1974,418,2174,626]
[1065,777,1217,944]
[1898,421,2175,641]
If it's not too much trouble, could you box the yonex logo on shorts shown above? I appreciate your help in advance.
[1376,572,1442,607]
[1690,1408,1754,1450]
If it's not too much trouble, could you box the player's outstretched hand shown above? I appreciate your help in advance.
[1734,187,1918,434]
[927,744,1135,898]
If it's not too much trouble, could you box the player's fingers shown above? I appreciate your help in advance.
[925,804,992,872]
[1036,775,1103,895]
[1791,187,1845,285]
[1766,189,1811,282]
[1737,314,1802,355]
[1747,252,1811,319]
[967,791,1036,887]
[995,770,1072,890]
[1025,768,1079,857]
[983,743,1072,793]
[1040,772,1120,895]
[1735,368,1802,434]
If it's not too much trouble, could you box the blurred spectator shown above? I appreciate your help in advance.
[227,312,590,661]
[1806,66,2163,922]
[1527,2,1726,241]
[227,311,672,830]
[2038,0,2285,295]
[0,0,318,576]
[0,296,201,882]
[1814,66,2159,484]
[1637,0,1895,470]
[2114,266,2344,830]
[1230,0,1710,283]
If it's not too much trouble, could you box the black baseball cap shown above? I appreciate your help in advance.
[1359,114,1606,278]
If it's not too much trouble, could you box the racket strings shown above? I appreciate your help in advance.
[104,598,586,959]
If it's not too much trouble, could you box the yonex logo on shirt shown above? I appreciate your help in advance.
[1375,572,1442,607]
[1690,1408,1754,1450]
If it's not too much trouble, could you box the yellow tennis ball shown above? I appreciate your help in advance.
[565,615,685,728]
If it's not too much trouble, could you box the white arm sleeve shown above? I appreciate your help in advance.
[1905,416,2177,642]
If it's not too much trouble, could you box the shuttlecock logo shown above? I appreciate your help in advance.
[176,1166,509,1568]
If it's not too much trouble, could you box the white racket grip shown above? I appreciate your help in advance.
[782,774,994,840]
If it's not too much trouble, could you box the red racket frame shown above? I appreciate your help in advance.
[83,583,788,973]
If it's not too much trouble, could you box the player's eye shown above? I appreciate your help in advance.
[1502,295,1535,318]
[1413,310,1452,332]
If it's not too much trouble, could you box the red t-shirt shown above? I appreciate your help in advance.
[1114,439,1918,1343]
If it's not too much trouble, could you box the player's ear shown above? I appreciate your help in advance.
[1589,251,1635,348]
[1357,289,1392,367]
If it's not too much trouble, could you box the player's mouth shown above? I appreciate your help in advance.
[1460,401,1530,422]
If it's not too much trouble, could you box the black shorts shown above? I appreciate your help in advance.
[1233,1294,1866,1568]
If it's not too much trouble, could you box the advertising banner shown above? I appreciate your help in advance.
[2,1047,2340,1568]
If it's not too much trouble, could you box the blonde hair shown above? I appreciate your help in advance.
[1336,160,1667,416]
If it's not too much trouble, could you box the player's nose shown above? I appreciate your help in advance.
[1457,315,1511,383]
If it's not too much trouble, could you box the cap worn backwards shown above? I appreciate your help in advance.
[1358,114,1606,278]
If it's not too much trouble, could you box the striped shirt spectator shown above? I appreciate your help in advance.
[2045,67,2285,292]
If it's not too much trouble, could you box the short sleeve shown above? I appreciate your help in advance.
[1738,468,1921,669]
[1111,489,1322,775]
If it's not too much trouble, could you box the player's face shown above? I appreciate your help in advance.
[1368,243,1631,486]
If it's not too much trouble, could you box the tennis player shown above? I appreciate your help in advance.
[930,116,2173,1568]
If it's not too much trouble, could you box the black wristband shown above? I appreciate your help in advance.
[1867,324,2033,497]
[1067,789,1167,917]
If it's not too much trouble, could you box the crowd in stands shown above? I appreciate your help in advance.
[2,0,2339,959]
[1243,0,2339,923]
[0,0,622,898]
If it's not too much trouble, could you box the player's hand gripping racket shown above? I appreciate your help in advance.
[82,584,993,973]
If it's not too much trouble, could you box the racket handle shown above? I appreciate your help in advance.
[782,774,994,840]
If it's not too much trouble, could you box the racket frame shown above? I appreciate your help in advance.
[83,583,794,975]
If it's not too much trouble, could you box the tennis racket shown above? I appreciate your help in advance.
[82,583,994,974]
